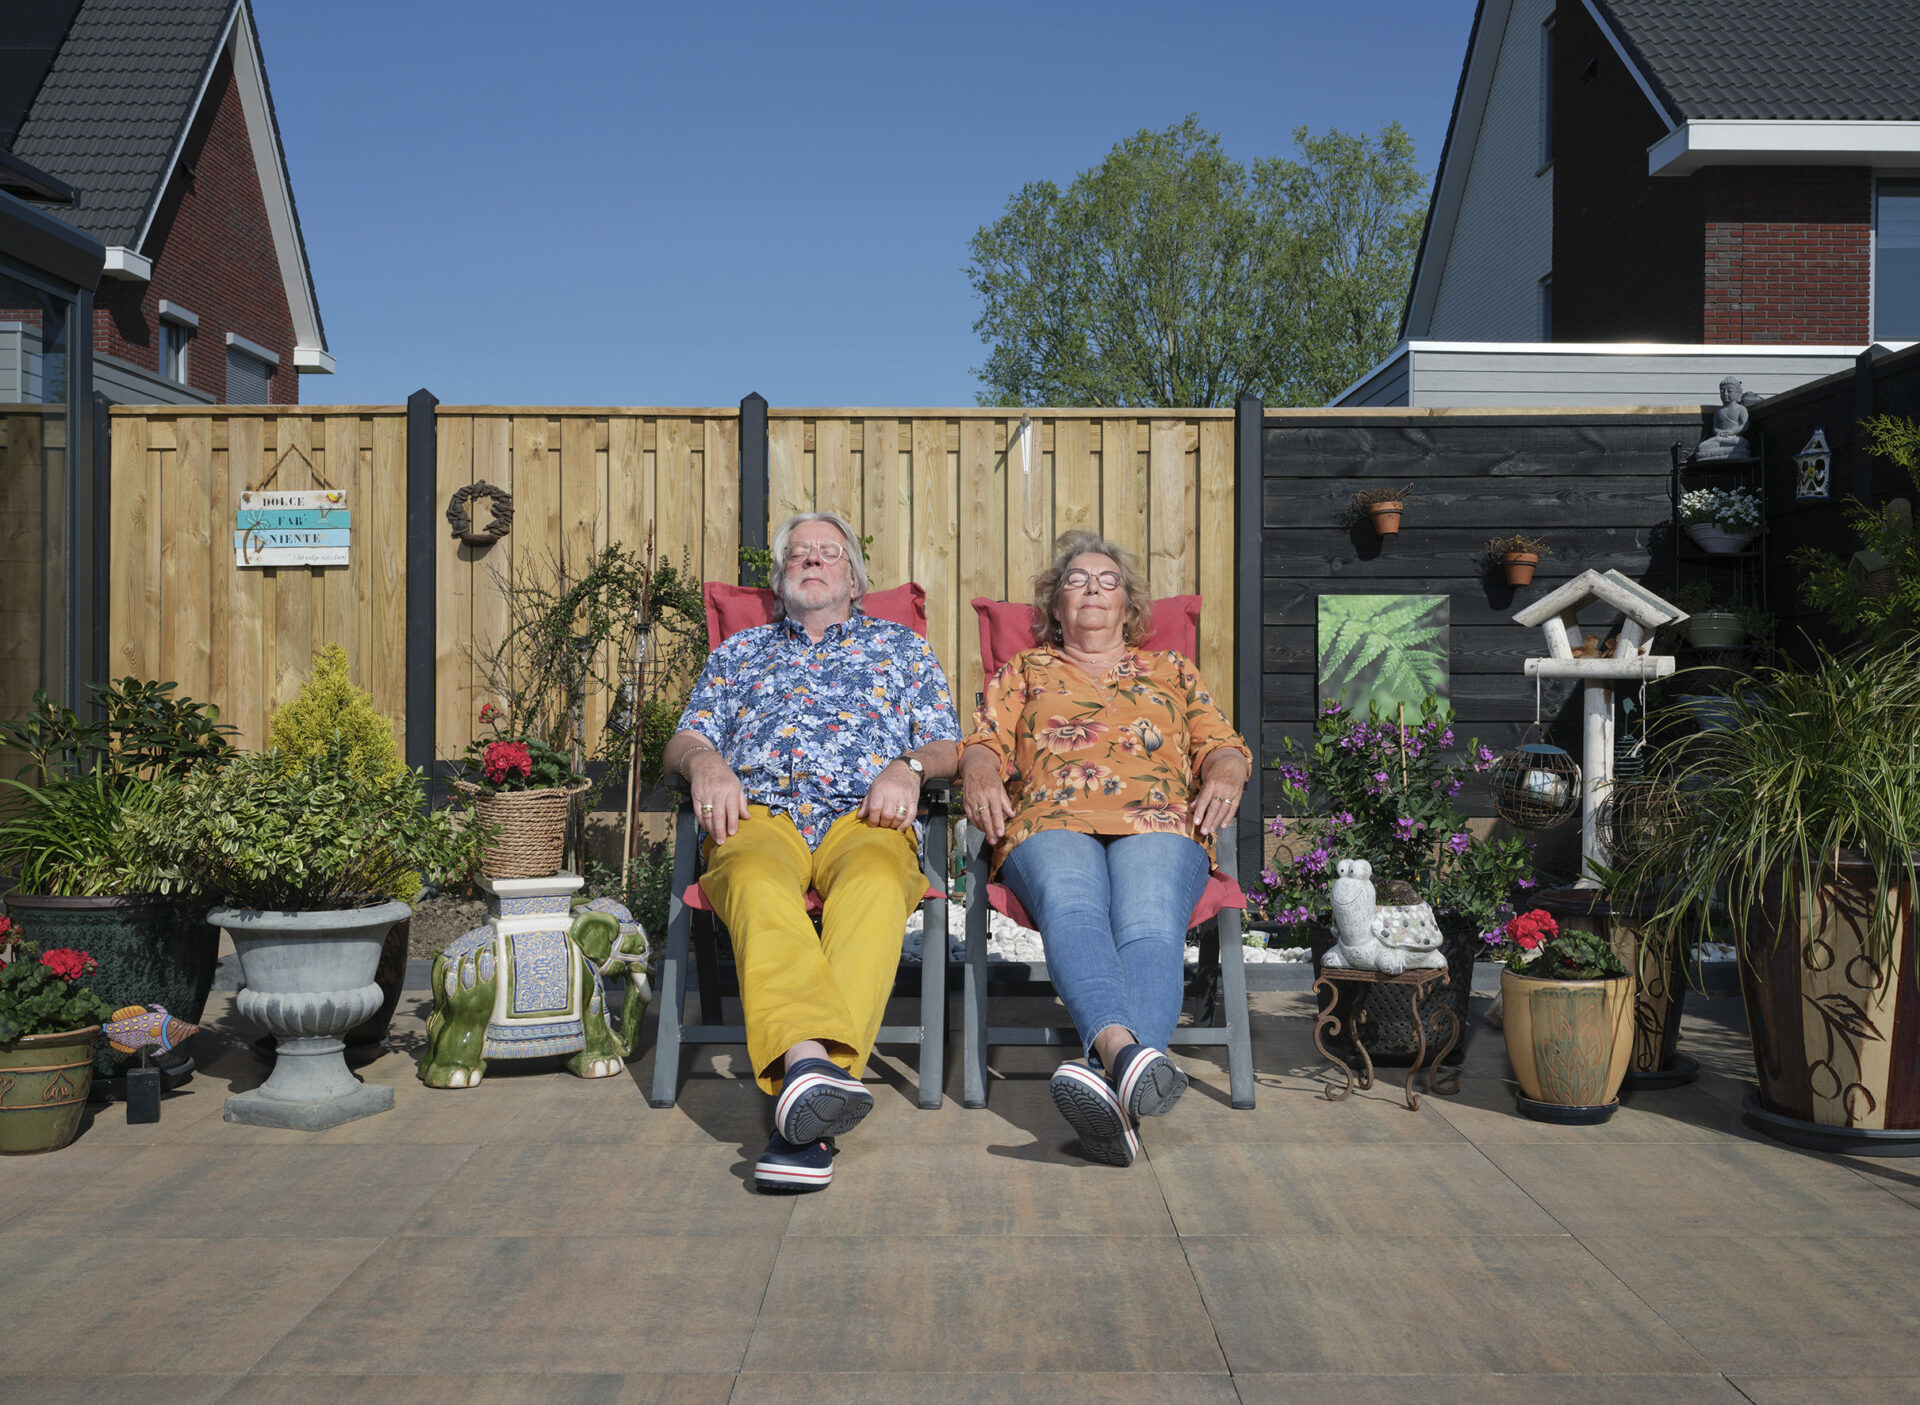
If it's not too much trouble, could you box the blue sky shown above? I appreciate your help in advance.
[256,1,1478,408]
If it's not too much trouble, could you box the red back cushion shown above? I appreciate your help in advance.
[704,581,928,648]
[971,595,1203,675]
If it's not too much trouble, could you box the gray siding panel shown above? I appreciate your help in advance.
[93,351,211,406]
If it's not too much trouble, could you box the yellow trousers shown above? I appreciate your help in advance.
[698,805,926,1094]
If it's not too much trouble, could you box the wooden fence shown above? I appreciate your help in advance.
[107,404,1239,765]
[2,408,62,761]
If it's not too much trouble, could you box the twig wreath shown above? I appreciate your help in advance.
[446,481,515,547]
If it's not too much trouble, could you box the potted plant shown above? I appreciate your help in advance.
[0,679,233,1087]
[456,705,588,879]
[1244,697,1534,1063]
[0,923,115,1154]
[1483,533,1551,586]
[131,741,479,1130]
[1615,640,1920,1152]
[1483,906,1632,1123]
[1352,484,1412,538]
[1679,485,1764,554]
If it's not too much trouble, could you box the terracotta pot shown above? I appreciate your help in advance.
[1500,968,1635,1123]
[1738,852,1920,1152]
[0,1025,100,1154]
[1367,502,1403,537]
[1503,551,1538,586]
[1538,888,1692,1087]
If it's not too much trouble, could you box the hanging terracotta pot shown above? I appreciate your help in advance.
[1503,551,1538,586]
[1368,501,1404,537]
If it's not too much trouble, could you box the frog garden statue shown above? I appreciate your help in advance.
[1324,859,1447,976]
[418,874,651,1089]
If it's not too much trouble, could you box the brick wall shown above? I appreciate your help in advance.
[1700,168,1872,344]
[91,46,299,403]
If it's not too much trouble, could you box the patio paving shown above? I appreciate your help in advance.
[4,979,1919,1403]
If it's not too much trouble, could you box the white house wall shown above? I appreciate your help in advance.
[1424,0,1555,341]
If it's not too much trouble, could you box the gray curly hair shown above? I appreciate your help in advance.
[1032,530,1153,645]
[770,511,869,616]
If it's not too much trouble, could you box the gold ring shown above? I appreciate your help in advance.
[700,803,713,813]
[895,805,908,816]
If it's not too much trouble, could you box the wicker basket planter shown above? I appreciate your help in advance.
[460,781,586,879]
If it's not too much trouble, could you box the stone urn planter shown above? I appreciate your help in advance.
[1538,887,1695,1089]
[0,1024,99,1154]
[217,900,410,1130]
[1500,968,1634,1124]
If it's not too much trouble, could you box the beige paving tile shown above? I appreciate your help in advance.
[741,1235,1226,1373]
[219,1374,736,1404]
[1840,1158,1920,1214]
[0,1236,380,1373]
[402,1142,794,1236]
[730,1373,1241,1404]
[1484,1142,1920,1237]
[492,1064,770,1148]
[162,1065,551,1147]
[0,1377,240,1405]
[1184,1234,1710,1376]
[1728,1378,1920,1404]
[0,1143,146,1229]
[7,1142,475,1238]
[1583,1234,1920,1376]
[786,1142,1177,1237]
[1149,1075,1471,1146]
[1152,1143,1563,1237]
[253,1234,778,1375]
[1424,1066,1759,1146]
[1233,1375,1747,1404]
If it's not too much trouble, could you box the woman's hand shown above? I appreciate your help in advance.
[1192,748,1249,837]
[959,745,1016,844]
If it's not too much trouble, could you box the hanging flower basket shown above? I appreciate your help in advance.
[458,781,589,880]
[1686,523,1755,555]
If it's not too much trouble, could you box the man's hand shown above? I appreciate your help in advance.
[858,758,922,832]
[685,748,749,843]
[1192,748,1249,837]
[959,745,1015,844]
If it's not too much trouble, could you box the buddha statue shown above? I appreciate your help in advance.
[1693,377,1752,462]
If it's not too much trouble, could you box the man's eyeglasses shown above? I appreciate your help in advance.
[784,542,849,563]
[1063,568,1122,592]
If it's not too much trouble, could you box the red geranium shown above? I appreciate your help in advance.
[482,740,533,785]
[1503,909,1559,951]
[39,948,98,982]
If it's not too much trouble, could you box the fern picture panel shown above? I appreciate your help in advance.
[1317,594,1450,716]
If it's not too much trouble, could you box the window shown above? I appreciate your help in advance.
[1876,179,1920,340]
[158,319,189,383]
[1539,16,1556,169]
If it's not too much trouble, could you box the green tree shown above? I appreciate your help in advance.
[966,115,1426,408]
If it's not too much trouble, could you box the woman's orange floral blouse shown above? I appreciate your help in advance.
[962,646,1251,876]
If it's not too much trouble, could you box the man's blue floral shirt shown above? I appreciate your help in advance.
[676,612,961,847]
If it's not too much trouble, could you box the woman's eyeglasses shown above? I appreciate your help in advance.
[1063,568,1122,591]
[784,542,849,563]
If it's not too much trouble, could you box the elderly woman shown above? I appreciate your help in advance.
[959,531,1250,1166]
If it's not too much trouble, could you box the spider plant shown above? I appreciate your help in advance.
[1615,640,1920,973]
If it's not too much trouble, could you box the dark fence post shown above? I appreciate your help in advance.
[1233,392,1264,883]
[739,391,769,583]
[88,390,111,703]
[1852,346,1878,502]
[405,387,439,782]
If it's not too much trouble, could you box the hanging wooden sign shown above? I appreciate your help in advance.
[234,489,349,567]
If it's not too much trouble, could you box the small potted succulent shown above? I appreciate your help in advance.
[1352,484,1412,538]
[0,923,115,1153]
[1679,486,1765,555]
[1482,533,1552,586]
[1483,907,1631,1124]
[456,704,588,879]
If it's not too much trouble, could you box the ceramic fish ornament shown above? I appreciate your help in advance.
[104,1004,199,1056]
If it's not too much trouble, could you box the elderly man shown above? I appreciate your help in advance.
[663,511,961,1192]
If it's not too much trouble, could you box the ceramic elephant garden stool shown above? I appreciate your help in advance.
[418,874,651,1088]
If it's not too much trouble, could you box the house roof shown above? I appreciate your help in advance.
[1593,0,1920,123]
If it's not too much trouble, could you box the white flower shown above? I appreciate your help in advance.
[1679,486,1763,533]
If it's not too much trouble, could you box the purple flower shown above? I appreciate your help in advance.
[1393,817,1424,841]
[1447,779,1463,797]
[1479,927,1503,947]
[1267,814,1288,837]
[1517,877,1537,890]
[1329,810,1355,830]
[1296,847,1330,874]
[1440,729,1455,747]
[1274,764,1308,790]
[1447,832,1472,855]
[1260,867,1282,888]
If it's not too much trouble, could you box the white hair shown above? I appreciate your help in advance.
[769,511,868,615]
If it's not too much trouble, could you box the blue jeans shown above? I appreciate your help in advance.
[998,829,1210,1058]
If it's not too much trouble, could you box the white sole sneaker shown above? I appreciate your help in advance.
[1050,1063,1139,1167]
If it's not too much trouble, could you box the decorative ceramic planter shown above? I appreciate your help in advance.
[1684,610,1746,649]
[1367,502,1403,537]
[1738,853,1920,1154]
[1685,523,1755,555]
[1538,888,1694,1089]
[0,1025,99,1154]
[1502,552,1538,586]
[1500,968,1634,1123]
[215,899,409,1130]
[1,894,216,1078]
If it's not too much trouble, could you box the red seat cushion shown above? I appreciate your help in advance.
[971,594,1202,675]
[985,871,1245,932]
[705,581,928,648]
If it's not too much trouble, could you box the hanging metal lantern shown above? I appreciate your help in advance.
[1598,777,1681,865]
[1489,739,1582,829]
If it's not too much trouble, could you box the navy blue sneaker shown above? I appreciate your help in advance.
[754,1130,834,1193]
[774,1057,874,1145]
[1050,1062,1139,1167]
[1111,1043,1188,1119]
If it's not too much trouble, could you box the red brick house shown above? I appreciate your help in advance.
[1340,0,1920,406]
[4,0,331,404]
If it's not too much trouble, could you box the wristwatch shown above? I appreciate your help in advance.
[891,754,925,777]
